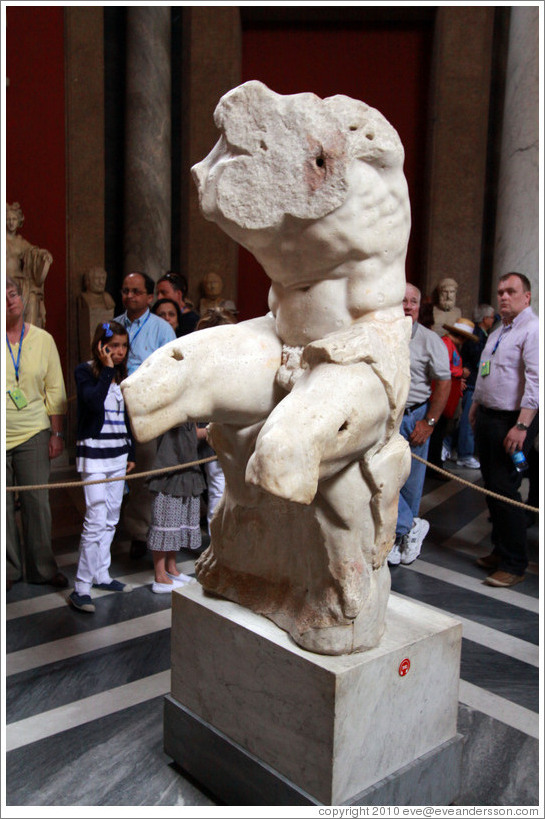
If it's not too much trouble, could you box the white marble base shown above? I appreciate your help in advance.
[168,585,462,805]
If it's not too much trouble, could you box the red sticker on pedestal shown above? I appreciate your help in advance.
[398,658,411,676]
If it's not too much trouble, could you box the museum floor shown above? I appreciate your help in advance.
[4,459,540,808]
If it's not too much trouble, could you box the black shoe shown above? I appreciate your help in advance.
[69,590,95,612]
[130,539,147,559]
[93,579,134,592]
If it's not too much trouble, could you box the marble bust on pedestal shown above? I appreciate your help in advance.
[77,266,115,360]
[198,271,237,316]
[122,80,412,655]
[431,277,462,336]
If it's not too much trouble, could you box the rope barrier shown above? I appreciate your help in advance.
[411,454,539,513]
[5,456,218,491]
[5,451,539,515]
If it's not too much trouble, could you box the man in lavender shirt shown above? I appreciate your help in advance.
[469,272,539,587]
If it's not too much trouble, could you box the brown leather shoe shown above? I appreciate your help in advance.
[48,571,69,588]
[484,570,525,588]
[476,553,501,570]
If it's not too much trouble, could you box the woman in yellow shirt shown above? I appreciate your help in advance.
[6,277,68,590]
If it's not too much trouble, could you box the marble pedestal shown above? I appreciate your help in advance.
[164,584,463,806]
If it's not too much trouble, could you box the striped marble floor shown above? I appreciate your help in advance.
[3,461,540,807]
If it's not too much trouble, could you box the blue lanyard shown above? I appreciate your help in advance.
[491,324,511,356]
[126,311,150,346]
[6,323,25,383]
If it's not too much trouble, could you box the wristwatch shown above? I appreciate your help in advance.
[425,417,436,427]
[51,431,65,439]
[515,422,529,431]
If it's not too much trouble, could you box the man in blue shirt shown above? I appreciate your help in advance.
[116,272,175,374]
[116,272,176,557]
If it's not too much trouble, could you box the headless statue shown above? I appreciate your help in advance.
[122,81,412,655]
[6,202,52,328]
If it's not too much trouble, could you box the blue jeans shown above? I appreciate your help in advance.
[456,386,475,459]
[396,403,430,537]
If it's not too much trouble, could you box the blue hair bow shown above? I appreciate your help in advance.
[102,323,114,338]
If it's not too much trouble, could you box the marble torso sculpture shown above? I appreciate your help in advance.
[123,81,412,655]
[6,202,53,328]
[431,277,461,336]
[77,266,115,360]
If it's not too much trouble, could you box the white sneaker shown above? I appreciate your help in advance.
[400,518,430,564]
[152,581,176,594]
[167,572,194,585]
[387,539,402,566]
[456,456,481,469]
[441,445,451,462]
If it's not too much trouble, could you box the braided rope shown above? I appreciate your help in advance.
[5,452,539,515]
[5,456,218,491]
[411,454,539,513]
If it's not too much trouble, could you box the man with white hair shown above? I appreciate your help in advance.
[388,283,451,566]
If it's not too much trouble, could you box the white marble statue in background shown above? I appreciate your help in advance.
[431,277,462,337]
[6,202,53,328]
[122,80,412,655]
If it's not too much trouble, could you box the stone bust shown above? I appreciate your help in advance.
[6,202,53,328]
[431,277,461,336]
[122,80,412,655]
[199,271,237,316]
[77,266,115,360]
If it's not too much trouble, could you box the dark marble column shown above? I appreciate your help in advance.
[124,7,171,280]
[493,7,539,308]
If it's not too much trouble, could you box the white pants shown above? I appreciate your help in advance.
[75,466,126,595]
[205,459,225,534]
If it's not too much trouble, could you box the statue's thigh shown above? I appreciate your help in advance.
[285,361,390,448]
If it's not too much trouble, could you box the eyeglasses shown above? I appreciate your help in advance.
[121,288,147,296]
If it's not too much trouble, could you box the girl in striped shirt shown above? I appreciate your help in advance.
[69,321,135,613]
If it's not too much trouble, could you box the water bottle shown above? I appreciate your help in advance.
[511,450,528,473]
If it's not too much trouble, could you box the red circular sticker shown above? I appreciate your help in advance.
[398,658,411,676]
